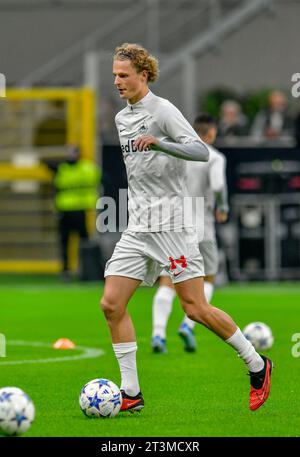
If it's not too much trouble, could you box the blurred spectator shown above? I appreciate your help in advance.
[217,100,248,138]
[53,145,101,280]
[250,90,294,140]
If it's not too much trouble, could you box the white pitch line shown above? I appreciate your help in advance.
[0,340,105,366]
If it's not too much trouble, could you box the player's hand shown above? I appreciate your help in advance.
[215,209,228,224]
[134,135,159,151]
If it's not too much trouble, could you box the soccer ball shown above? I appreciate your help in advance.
[243,322,274,350]
[0,387,35,436]
[79,378,122,418]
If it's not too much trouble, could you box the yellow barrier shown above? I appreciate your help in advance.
[0,163,53,181]
[0,87,96,274]
[0,260,61,273]
[5,87,96,160]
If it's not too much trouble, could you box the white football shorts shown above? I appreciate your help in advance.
[160,237,218,278]
[198,238,218,276]
[104,228,205,286]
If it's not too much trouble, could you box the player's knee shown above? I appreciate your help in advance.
[184,306,197,322]
[183,298,211,324]
[185,306,203,323]
[100,296,120,321]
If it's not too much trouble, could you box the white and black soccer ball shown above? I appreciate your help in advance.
[79,378,122,418]
[0,387,35,436]
[243,322,274,350]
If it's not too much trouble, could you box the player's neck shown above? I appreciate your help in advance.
[128,87,150,105]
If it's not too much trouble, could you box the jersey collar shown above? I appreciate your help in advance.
[127,90,153,110]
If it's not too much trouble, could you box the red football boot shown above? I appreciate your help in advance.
[120,390,144,413]
[249,355,273,411]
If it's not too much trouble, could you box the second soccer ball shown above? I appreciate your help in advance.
[0,387,35,436]
[243,322,274,350]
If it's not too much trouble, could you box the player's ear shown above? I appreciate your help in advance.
[141,69,148,82]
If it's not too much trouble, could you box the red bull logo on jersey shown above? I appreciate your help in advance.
[121,139,138,154]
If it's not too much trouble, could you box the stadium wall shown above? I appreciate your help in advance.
[0,2,299,93]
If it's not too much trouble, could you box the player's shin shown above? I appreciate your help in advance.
[112,342,141,397]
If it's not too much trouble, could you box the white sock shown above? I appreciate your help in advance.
[204,281,214,302]
[152,286,176,339]
[183,281,214,330]
[112,342,140,396]
[226,328,264,372]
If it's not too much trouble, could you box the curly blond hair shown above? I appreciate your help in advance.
[113,43,159,83]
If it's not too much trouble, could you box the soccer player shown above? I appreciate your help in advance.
[100,43,273,413]
[152,114,228,353]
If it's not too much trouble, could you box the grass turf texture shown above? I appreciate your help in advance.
[0,276,299,437]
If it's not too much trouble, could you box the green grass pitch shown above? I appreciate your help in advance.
[0,276,300,437]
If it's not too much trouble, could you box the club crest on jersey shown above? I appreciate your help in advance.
[138,121,148,134]
[168,255,187,278]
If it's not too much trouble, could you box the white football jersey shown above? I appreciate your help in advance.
[115,90,208,232]
[186,144,228,241]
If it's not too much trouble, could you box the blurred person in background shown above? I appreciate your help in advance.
[217,100,248,139]
[251,90,294,140]
[54,145,101,281]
